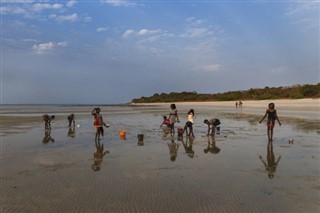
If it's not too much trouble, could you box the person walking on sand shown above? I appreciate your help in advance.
[67,113,75,127]
[91,107,109,140]
[259,103,281,141]
[183,109,195,137]
[204,118,221,136]
[168,104,180,135]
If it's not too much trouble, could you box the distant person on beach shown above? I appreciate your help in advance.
[239,101,243,108]
[67,113,75,127]
[204,118,221,136]
[43,114,55,129]
[167,139,179,161]
[259,140,281,179]
[259,103,281,141]
[183,109,195,137]
[91,107,109,140]
[235,101,238,108]
[160,116,170,127]
[168,104,180,135]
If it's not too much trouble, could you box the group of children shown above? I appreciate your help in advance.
[161,104,222,138]
[161,102,281,141]
[43,102,281,142]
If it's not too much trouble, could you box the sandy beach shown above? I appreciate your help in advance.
[1,100,319,212]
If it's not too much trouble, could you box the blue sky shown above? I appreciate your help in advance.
[1,0,319,104]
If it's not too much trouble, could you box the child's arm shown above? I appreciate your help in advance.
[176,111,180,123]
[259,155,267,167]
[259,111,267,123]
[276,155,281,165]
[91,108,96,116]
[207,124,211,135]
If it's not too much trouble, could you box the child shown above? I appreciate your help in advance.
[168,104,180,135]
[91,107,109,140]
[259,103,281,141]
[43,114,55,129]
[183,109,195,137]
[67,113,75,127]
[204,118,221,136]
[160,116,170,127]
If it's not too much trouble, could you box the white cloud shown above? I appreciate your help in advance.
[137,29,160,36]
[123,29,135,38]
[84,16,92,22]
[0,5,27,15]
[32,3,63,12]
[32,41,67,54]
[286,1,319,29]
[49,13,78,23]
[66,0,77,8]
[100,0,137,7]
[180,28,213,38]
[97,27,108,32]
[202,64,221,72]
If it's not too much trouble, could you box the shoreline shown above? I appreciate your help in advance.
[131,98,320,111]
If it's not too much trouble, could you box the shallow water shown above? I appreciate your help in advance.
[1,105,319,212]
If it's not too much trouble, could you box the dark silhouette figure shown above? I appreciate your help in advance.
[204,135,220,154]
[43,114,55,129]
[259,141,281,179]
[67,113,75,127]
[91,139,109,172]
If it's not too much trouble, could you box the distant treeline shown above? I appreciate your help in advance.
[131,83,320,103]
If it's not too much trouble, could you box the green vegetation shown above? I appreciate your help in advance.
[131,83,320,103]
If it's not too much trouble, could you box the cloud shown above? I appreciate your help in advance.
[0,5,27,15]
[66,0,77,8]
[286,1,319,29]
[32,41,67,54]
[123,29,135,38]
[180,28,213,38]
[32,3,63,12]
[100,0,138,7]
[202,64,221,72]
[49,13,78,23]
[97,27,108,32]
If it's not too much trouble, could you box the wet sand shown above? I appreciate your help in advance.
[1,103,319,212]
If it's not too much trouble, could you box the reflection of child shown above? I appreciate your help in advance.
[91,140,109,172]
[167,140,179,161]
[204,136,220,154]
[204,118,221,136]
[160,116,170,127]
[91,108,109,140]
[259,103,281,141]
[259,141,281,179]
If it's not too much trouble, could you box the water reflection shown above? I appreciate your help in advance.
[91,139,109,172]
[67,126,75,138]
[204,136,220,154]
[181,136,194,158]
[259,141,281,179]
[42,128,55,144]
[167,139,179,161]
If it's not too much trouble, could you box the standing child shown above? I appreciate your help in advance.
[91,107,109,140]
[259,103,281,141]
[183,109,195,137]
[168,104,180,135]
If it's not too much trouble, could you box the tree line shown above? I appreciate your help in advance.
[131,83,320,103]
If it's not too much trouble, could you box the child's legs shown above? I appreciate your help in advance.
[211,126,216,135]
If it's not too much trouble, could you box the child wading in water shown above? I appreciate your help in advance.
[183,109,195,137]
[91,107,109,140]
[259,103,281,141]
[168,104,180,135]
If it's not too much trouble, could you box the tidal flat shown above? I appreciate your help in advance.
[1,103,319,212]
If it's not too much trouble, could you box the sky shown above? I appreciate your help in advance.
[1,0,319,104]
